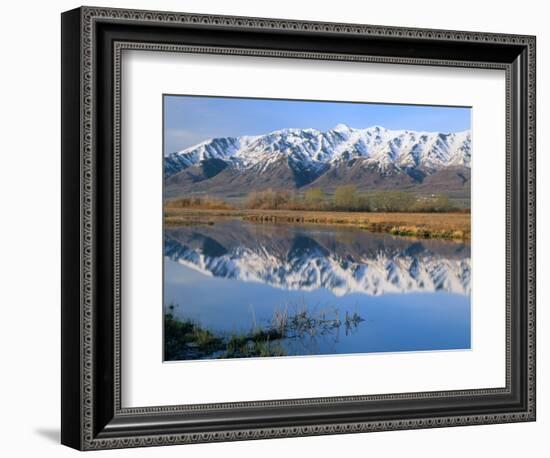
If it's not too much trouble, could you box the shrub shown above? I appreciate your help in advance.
[413,194,457,212]
[333,185,359,210]
[245,189,293,209]
[304,188,326,209]
[165,195,233,210]
[367,191,416,212]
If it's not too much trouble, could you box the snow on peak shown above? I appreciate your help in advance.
[332,123,352,132]
[164,124,471,177]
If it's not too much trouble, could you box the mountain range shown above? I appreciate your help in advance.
[165,222,471,296]
[164,124,471,197]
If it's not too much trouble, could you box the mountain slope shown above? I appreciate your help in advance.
[164,124,471,196]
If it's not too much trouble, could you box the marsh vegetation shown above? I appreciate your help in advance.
[164,207,470,240]
[165,187,470,240]
[164,303,365,361]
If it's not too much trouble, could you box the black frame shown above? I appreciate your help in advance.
[61,6,536,450]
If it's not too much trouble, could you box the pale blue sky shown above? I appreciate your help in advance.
[164,95,471,155]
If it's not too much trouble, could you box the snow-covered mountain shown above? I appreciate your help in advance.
[165,223,471,296]
[166,124,471,174]
[164,124,471,195]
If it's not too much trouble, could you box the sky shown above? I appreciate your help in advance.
[164,95,471,155]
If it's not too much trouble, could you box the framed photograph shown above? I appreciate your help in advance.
[61,6,536,450]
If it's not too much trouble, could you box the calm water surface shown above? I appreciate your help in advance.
[164,220,471,359]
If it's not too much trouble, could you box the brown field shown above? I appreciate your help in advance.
[164,208,470,240]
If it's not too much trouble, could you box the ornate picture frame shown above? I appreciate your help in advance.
[61,6,536,450]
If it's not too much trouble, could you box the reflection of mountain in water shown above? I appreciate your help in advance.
[165,221,471,296]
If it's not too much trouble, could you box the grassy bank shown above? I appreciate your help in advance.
[164,208,470,240]
[165,312,287,360]
[165,304,364,360]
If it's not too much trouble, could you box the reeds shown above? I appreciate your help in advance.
[164,302,366,360]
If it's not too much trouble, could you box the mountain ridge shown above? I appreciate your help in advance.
[165,124,471,197]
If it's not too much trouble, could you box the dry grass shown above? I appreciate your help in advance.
[165,196,234,211]
[164,208,470,240]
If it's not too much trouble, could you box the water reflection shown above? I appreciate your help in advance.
[164,220,471,360]
[164,220,471,296]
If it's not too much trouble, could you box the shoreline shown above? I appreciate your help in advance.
[164,208,470,241]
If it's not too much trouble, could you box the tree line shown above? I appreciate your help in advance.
[245,186,460,213]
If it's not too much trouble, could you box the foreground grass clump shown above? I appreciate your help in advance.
[164,308,287,360]
[225,329,286,358]
[164,312,224,360]
[164,304,366,360]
